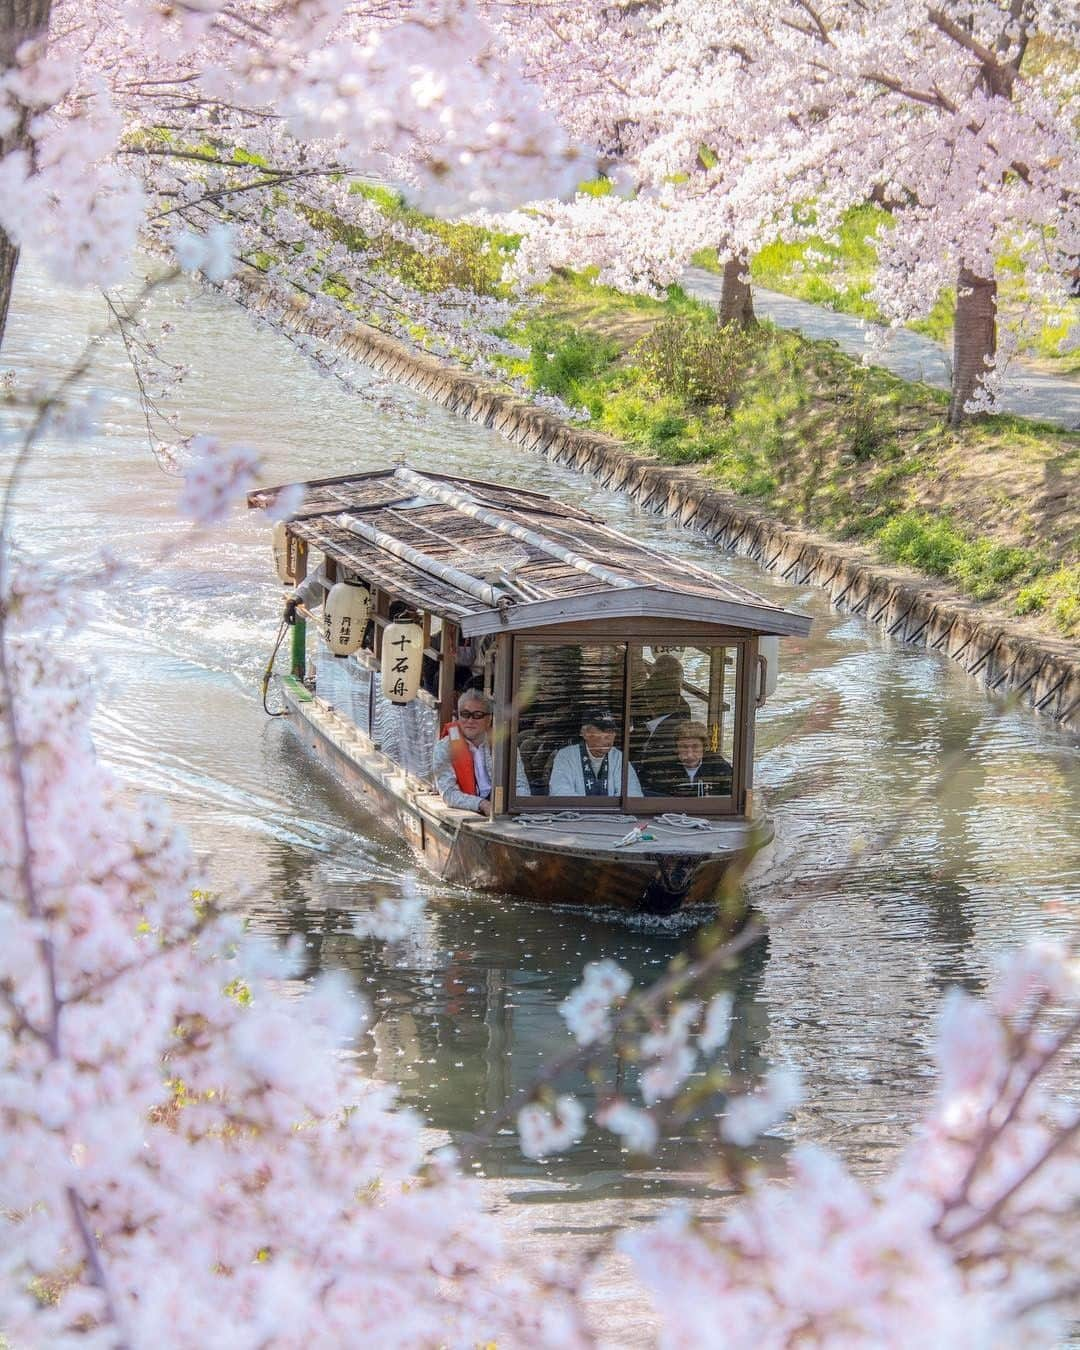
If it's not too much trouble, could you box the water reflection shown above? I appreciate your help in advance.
[249,872,773,1194]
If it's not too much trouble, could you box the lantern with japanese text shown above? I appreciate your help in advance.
[381,621,424,704]
[272,522,307,584]
[323,580,372,657]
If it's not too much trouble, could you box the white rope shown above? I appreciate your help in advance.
[652,813,730,833]
[512,811,637,827]
[512,810,728,834]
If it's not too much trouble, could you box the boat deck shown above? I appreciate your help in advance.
[290,686,763,861]
[486,811,760,858]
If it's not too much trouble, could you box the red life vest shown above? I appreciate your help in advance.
[441,721,478,796]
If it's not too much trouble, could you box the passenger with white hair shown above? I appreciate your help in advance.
[432,688,530,816]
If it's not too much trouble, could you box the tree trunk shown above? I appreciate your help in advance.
[0,0,54,350]
[718,254,755,328]
[948,267,997,425]
[0,233,18,348]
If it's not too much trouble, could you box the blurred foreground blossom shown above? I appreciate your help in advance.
[721,1064,803,1147]
[621,943,1080,1348]
[352,886,426,943]
[0,562,578,1347]
[518,1094,587,1159]
[177,434,262,525]
[596,1099,658,1155]
[559,957,632,1046]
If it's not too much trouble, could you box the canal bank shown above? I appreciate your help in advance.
[238,277,1080,734]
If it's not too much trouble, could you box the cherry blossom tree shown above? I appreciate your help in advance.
[503,0,1080,421]
[0,397,585,1344]
[0,0,586,353]
[3,0,1079,1341]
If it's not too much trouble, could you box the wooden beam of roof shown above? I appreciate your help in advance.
[457,586,813,638]
[335,512,504,610]
[291,519,478,620]
[396,467,639,592]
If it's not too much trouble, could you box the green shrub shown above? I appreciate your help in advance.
[877,512,1038,601]
[949,539,1031,600]
[845,377,892,461]
[598,391,690,447]
[876,512,966,575]
[632,314,757,408]
[1015,565,1080,637]
[523,320,619,401]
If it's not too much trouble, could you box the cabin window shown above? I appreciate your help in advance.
[514,642,627,800]
[625,644,738,802]
[511,639,745,811]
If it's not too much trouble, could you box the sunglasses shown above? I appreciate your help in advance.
[458,709,491,721]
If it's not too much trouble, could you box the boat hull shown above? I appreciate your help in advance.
[284,684,763,916]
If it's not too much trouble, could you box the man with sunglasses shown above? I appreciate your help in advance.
[433,689,530,816]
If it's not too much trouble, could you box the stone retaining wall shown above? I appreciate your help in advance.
[249,283,1080,734]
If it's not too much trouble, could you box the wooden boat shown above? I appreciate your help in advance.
[248,465,811,915]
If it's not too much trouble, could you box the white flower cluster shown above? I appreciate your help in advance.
[176,434,263,526]
[596,1099,658,1155]
[721,1065,804,1147]
[517,1094,588,1159]
[558,957,632,1046]
[172,224,237,284]
[352,889,426,944]
[640,1000,701,1106]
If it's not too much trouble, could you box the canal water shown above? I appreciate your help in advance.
[4,256,1078,1207]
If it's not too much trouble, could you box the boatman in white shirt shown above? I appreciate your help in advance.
[433,689,531,816]
[548,708,642,798]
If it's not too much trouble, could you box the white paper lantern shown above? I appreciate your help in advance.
[323,581,372,656]
[381,621,424,704]
[272,522,306,584]
[759,635,780,699]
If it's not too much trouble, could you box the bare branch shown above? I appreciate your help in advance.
[862,69,958,112]
[927,6,1016,97]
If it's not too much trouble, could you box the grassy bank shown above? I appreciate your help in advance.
[499,277,1080,640]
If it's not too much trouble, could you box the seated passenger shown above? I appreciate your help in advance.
[548,709,642,798]
[432,689,530,817]
[650,720,732,798]
[631,655,693,790]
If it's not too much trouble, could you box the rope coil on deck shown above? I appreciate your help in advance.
[652,813,731,833]
[509,810,733,836]
[511,811,638,826]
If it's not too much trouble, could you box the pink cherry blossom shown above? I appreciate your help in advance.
[699,990,734,1053]
[176,434,263,525]
[517,1094,587,1159]
[558,957,632,1046]
[0,559,577,1347]
[721,1065,803,1147]
[596,1099,658,1156]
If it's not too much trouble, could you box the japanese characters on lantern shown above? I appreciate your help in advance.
[381,621,424,703]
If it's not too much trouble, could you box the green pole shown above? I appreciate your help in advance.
[290,615,307,679]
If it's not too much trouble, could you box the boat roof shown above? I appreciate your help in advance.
[248,465,812,638]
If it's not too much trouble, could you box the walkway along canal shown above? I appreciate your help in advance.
[5,254,1078,1217]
